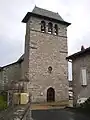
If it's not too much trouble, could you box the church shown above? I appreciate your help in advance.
[0,6,71,103]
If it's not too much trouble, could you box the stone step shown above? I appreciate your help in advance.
[31,101,69,110]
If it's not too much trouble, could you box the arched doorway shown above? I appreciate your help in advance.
[47,87,55,102]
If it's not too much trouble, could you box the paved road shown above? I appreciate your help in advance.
[32,109,90,120]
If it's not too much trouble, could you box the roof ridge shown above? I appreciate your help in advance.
[66,46,90,60]
[22,6,71,26]
[32,6,59,15]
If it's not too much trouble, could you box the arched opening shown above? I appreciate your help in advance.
[48,66,52,73]
[48,22,53,34]
[54,24,58,35]
[47,87,55,102]
[41,21,46,32]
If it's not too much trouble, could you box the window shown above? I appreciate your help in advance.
[81,68,87,86]
[41,21,46,32]
[54,24,58,35]
[48,66,52,73]
[48,22,53,34]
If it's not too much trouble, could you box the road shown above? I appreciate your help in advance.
[32,109,90,120]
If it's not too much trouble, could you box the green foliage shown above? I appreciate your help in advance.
[78,97,90,113]
[0,95,7,111]
[0,91,7,101]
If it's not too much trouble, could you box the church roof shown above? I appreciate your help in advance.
[0,67,2,71]
[0,55,24,69]
[17,54,24,62]
[22,6,71,26]
[32,6,64,22]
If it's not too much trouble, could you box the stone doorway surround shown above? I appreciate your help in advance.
[47,87,55,102]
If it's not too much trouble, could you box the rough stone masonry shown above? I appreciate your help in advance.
[0,6,71,104]
[22,6,71,103]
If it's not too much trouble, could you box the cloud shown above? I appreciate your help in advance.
[66,0,90,54]
[0,34,24,66]
[0,0,90,67]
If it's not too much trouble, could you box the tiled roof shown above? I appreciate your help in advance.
[66,47,90,60]
[32,6,64,22]
[22,6,71,26]
[17,54,24,62]
[0,54,24,69]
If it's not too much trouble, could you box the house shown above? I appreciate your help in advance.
[0,6,71,104]
[66,46,90,106]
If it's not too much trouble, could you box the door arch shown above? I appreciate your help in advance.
[47,87,55,102]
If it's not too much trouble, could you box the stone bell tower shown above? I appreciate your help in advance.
[22,6,71,103]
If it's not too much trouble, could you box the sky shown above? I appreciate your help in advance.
[0,0,90,79]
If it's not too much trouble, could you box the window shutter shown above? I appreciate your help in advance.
[81,68,87,86]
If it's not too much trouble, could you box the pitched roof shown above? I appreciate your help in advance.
[32,6,64,22]
[22,6,71,26]
[0,54,24,69]
[66,47,90,60]
[17,54,24,62]
[0,67,2,71]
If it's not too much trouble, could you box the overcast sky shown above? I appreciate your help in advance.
[0,0,90,76]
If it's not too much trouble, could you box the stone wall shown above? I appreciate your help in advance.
[0,69,4,90]
[24,16,69,103]
[0,62,22,90]
[72,54,90,105]
[21,59,25,78]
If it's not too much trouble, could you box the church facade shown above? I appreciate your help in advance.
[0,6,71,103]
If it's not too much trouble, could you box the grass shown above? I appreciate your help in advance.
[0,95,7,111]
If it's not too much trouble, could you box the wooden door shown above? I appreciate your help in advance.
[47,87,55,102]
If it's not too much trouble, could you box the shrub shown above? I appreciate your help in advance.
[78,97,90,113]
[0,95,7,111]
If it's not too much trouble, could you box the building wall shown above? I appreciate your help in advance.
[72,54,90,105]
[24,16,69,102]
[0,62,22,90]
[0,69,4,91]
[21,60,25,78]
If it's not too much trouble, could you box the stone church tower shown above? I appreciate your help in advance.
[22,6,71,103]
